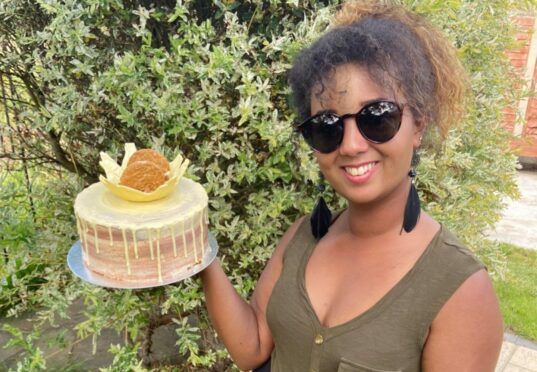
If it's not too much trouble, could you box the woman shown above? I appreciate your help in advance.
[201,1,503,371]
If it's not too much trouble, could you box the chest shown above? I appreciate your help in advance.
[266,236,428,372]
[304,239,425,328]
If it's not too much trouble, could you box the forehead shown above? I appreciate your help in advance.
[311,64,396,113]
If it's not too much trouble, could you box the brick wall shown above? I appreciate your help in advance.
[505,15,537,159]
[505,16,533,69]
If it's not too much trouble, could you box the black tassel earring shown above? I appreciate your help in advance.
[401,168,421,234]
[400,168,421,234]
[311,173,332,240]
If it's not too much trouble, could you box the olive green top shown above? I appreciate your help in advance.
[266,215,485,372]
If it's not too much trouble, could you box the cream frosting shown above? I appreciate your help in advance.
[74,177,209,283]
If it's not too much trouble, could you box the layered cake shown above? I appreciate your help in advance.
[73,144,209,285]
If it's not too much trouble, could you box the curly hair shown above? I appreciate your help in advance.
[288,0,468,140]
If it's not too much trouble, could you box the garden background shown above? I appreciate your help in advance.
[0,0,535,370]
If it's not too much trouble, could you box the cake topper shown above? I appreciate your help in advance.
[99,143,189,202]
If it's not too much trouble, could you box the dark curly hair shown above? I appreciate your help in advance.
[288,0,468,140]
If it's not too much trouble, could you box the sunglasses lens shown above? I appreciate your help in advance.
[298,101,402,153]
[358,101,402,143]
[301,113,343,153]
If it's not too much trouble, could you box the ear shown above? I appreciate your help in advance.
[412,118,427,148]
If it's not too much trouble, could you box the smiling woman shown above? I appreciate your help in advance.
[200,1,504,371]
[306,64,418,210]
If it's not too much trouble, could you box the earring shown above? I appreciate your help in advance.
[401,168,421,234]
[310,173,332,240]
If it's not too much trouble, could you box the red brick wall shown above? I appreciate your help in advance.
[505,16,533,69]
[505,15,537,158]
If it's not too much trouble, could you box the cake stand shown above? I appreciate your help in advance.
[67,232,218,289]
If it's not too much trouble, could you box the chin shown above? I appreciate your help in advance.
[330,184,379,206]
[344,194,381,206]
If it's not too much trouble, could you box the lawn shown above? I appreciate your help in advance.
[481,242,537,341]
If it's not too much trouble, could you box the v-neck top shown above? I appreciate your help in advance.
[266,215,485,372]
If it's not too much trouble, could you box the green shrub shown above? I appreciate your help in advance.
[0,0,531,369]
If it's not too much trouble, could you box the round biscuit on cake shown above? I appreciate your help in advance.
[127,149,170,173]
[120,160,167,192]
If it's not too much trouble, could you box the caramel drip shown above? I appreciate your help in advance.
[92,222,100,254]
[76,216,82,244]
[192,220,198,263]
[156,229,162,283]
[132,229,139,259]
[171,225,177,257]
[148,228,154,260]
[81,220,90,262]
[198,212,205,257]
[76,217,90,266]
[108,226,113,246]
[121,228,131,274]
[181,220,187,258]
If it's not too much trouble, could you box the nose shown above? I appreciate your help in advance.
[338,117,369,156]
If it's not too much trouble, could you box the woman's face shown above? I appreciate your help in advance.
[310,64,424,206]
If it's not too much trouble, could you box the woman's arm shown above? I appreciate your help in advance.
[200,217,304,370]
[421,269,504,372]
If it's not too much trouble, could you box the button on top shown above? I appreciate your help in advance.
[314,334,324,345]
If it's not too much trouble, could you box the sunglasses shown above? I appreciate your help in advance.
[295,100,404,153]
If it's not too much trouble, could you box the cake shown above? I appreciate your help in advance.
[73,144,210,285]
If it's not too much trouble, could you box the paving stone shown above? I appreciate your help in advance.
[0,300,123,371]
[503,364,535,372]
[487,170,537,250]
[0,298,186,370]
[497,342,518,372]
[510,346,537,371]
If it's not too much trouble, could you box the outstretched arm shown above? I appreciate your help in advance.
[200,217,304,370]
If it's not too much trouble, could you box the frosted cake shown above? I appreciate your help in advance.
[74,144,209,285]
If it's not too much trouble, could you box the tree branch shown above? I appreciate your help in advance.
[0,94,37,108]
[46,130,92,182]
[0,152,47,161]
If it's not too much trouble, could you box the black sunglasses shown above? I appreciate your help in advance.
[295,100,404,153]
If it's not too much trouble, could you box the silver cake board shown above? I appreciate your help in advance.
[67,232,218,289]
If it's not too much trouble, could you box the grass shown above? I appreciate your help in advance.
[481,242,537,342]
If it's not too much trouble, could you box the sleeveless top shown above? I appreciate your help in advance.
[266,215,485,372]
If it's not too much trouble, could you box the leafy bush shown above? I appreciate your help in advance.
[0,0,531,369]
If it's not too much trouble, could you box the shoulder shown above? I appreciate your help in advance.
[250,215,307,309]
[431,225,486,276]
[273,215,308,260]
[422,268,503,371]
[414,214,484,273]
[411,224,486,308]
[421,227,503,371]
[252,215,308,293]
[433,268,501,328]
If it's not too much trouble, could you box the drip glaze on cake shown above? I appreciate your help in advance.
[74,178,209,284]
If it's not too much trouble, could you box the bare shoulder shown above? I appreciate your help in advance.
[422,269,504,372]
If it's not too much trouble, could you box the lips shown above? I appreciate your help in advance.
[343,161,377,176]
[341,161,378,184]
[344,162,375,176]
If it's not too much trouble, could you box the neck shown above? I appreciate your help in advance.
[345,178,412,238]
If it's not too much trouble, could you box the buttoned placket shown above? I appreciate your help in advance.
[308,328,326,372]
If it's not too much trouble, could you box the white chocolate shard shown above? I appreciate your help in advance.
[99,152,122,183]
[99,143,190,202]
[121,143,137,170]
